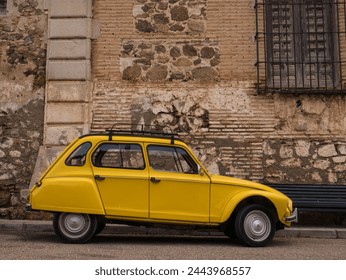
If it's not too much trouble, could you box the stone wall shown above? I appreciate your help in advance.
[0,0,46,219]
[121,39,220,82]
[2,0,346,221]
[134,0,207,34]
[92,0,346,186]
[264,140,346,184]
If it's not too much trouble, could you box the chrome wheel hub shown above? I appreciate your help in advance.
[65,214,86,233]
[59,213,90,238]
[244,210,271,242]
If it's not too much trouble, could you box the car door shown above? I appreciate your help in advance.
[91,142,149,218]
[147,145,210,223]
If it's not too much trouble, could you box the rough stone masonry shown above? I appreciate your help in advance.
[0,0,46,219]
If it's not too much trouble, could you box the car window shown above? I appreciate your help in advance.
[92,143,145,170]
[147,145,198,174]
[65,142,92,166]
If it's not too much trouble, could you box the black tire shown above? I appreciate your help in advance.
[94,221,106,236]
[223,220,237,240]
[234,204,275,247]
[53,212,97,243]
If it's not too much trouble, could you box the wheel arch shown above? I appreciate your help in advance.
[220,194,279,231]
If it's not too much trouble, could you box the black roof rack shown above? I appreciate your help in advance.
[106,124,179,144]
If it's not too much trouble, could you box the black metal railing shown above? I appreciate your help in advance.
[255,0,346,93]
[0,0,7,15]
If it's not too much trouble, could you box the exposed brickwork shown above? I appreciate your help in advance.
[92,0,346,185]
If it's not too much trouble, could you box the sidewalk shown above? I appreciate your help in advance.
[0,219,345,239]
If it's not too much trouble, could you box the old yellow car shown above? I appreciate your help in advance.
[26,127,297,247]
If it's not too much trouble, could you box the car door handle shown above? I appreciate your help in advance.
[150,177,161,183]
[95,175,105,181]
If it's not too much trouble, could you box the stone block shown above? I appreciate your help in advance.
[45,126,85,146]
[47,60,91,80]
[48,18,92,39]
[47,81,92,102]
[49,0,93,18]
[318,144,338,158]
[46,103,89,124]
[337,229,346,239]
[48,39,91,60]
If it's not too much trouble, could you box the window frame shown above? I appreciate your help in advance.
[147,145,199,174]
[91,142,146,170]
[255,0,345,93]
[65,142,92,167]
[0,0,7,15]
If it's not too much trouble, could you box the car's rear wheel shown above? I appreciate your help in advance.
[234,204,275,247]
[94,220,106,236]
[53,212,97,243]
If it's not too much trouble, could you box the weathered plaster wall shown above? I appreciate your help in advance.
[0,0,46,219]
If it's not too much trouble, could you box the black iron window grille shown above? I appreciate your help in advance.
[0,0,7,15]
[255,0,346,93]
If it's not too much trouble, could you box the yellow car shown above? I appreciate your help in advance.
[27,128,297,247]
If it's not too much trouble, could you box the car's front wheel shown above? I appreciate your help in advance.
[53,212,97,243]
[234,204,275,247]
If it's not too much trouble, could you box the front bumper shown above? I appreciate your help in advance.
[285,208,298,223]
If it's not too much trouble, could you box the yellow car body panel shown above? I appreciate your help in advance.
[209,175,292,226]
[30,177,105,215]
[143,142,211,223]
[92,165,149,218]
[148,168,210,222]
[28,133,295,230]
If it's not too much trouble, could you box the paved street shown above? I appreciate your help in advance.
[0,230,345,260]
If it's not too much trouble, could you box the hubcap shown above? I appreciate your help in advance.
[65,214,86,233]
[59,213,90,239]
[243,210,271,242]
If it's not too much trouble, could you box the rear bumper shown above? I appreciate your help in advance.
[25,203,32,212]
[285,208,298,223]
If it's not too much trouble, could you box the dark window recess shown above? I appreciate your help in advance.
[147,146,198,174]
[0,0,7,15]
[255,0,346,93]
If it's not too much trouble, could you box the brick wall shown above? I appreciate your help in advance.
[1,0,346,220]
[91,0,346,184]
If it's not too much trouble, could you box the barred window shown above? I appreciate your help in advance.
[0,0,7,15]
[255,0,346,93]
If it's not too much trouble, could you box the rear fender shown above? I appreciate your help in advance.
[30,177,105,215]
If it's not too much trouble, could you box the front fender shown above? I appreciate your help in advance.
[30,177,105,215]
[219,190,289,224]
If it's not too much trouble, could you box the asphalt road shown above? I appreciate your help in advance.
[0,231,345,260]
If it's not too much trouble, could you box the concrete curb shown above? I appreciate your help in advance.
[0,219,345,239]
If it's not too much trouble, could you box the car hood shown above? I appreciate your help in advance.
[210,174,282,194]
